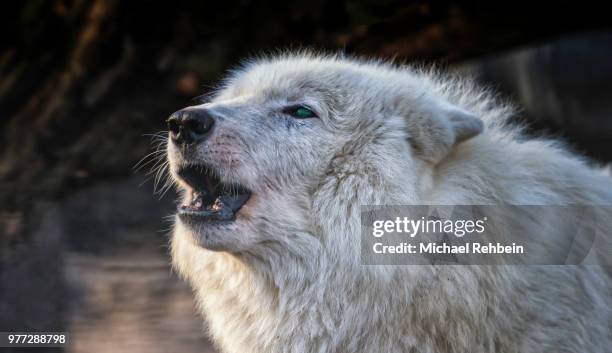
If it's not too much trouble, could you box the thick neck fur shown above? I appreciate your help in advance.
[172,122,612,352]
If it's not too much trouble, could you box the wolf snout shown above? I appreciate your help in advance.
[167,107,215,145]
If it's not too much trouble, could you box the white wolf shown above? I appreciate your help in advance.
[166,53,612,353]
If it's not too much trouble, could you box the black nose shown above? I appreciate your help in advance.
[167,108,215,144]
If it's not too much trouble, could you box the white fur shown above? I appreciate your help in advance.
[167,53,612,353]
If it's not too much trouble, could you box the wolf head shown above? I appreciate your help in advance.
[167,54,483,263]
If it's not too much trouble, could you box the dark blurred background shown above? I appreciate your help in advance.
[1,1,611,352]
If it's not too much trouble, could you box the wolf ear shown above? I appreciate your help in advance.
[406,103,483,164]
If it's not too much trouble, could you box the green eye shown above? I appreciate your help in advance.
[292,106,316,119]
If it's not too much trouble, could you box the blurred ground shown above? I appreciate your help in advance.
[0,1,611,352]
[65,252,215,353]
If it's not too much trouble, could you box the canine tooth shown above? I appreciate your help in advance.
[211,198,223,211]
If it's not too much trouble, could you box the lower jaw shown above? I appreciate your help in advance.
[178,211,236,223]
[178,192,251,222]
[175,216,238,252]
[178,205,236,222]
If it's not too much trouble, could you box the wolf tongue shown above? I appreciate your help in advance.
[219,194,250,212]
[200,197,235,220]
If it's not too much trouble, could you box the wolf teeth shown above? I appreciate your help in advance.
[211,198,223,211]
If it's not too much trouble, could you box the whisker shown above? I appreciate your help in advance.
[158,178,176,199]
[138,175,154,189]
[153,163,169,192]
[134,132,169,172]
[133,130,179,201]
[143,131,168,139]
[134,150,167,171]
[145,157,168,176]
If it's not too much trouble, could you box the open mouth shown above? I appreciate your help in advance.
[176,164,251,222]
